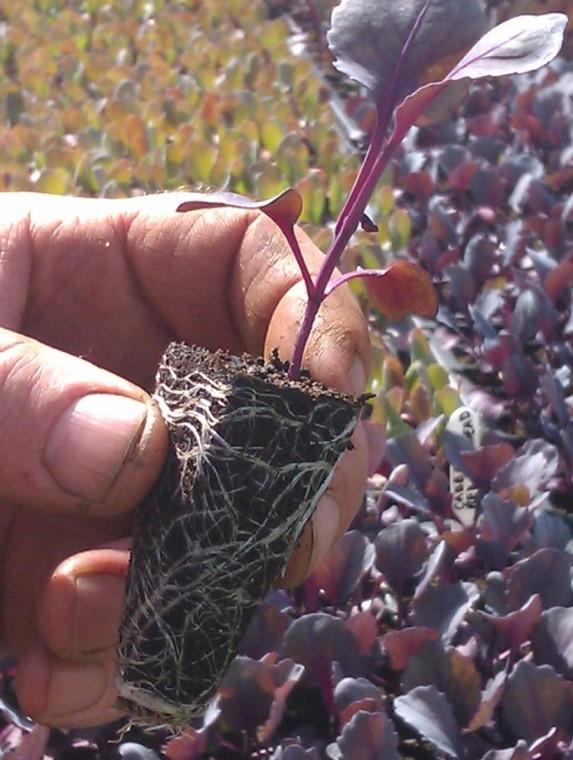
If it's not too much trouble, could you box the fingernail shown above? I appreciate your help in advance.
[349,357,367,396]
[310,494,340,572]
[44,394,148,502]
[74,574,125,655]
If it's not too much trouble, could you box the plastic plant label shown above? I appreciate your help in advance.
[447,407,484,526]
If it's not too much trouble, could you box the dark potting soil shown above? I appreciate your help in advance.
[116,343,362,728]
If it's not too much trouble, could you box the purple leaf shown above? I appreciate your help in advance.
[334,677,385,728]
[240,599,292,660]
[477,495,533,569]
[382,627,439,671]
[176,188,301,224]
[448,14,567,80]
[375,519,428,593]
[505,548,572,612]
[282,613,367,703]
[501,661,573,743]
[401,639,481,726]
[218,654,303,737]
[480,743,532,760]
[532,607,573,679]
[345,611,379,656]
[306,531,375,609]
[412,581,480,643]
[511,288,558,342]
[390,14,567,147]
[460,443,515,489]
[416,530,475,596]
[492,440,559,502]
[176,188,312,295]
[466,669,507,733]
[272,744,321,760]
[386,434,432,489]
[531,510,572,552]
[394,685,463,759]
[337,710,400,760]
[480,594,543,652]
[327,0,486,104]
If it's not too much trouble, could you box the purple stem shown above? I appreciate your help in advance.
[288,1,433,379]
[289,121,409,379]
[323,267,389,297]
[283,226,315,299]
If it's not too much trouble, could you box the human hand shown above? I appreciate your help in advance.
[2,192,369,728]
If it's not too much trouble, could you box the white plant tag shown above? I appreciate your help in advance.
[448,406,484,526]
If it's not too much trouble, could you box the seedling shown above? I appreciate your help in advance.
[176,1,566,379]
[117,0,566,729]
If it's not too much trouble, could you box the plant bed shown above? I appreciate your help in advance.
[116,343,362,726]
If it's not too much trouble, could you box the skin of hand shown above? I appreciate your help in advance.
[0,192,370,729]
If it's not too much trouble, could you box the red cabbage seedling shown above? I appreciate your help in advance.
[176,2,566,379]
[116,0,566,730]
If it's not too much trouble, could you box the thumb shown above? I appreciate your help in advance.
[0,329,167,515]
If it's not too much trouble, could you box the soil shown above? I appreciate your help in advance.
[116,343,362,728]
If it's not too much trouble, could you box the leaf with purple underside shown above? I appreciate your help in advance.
[532,607,573,679]
[505,548,572,611]
[466,669,507,733]
[394,685,463,759]
[480,594,543,652]
[375,519,428,593]
[272,745,321,760]
[477,495,533,570]
[383,627,439,671]
[501,660,573,743]
[401,639,481,726]
[305,531,375,609]
[334,677,385,728]
[217,654,304,738]
[176,189,312,295]
[336,710,400,760]
[412,581,480,643]
[390,14,567,147]
[327,0,486,106]
[281,613,368,711]
[480,743,532,760]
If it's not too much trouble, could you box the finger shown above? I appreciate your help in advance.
[16,645,122,729]
[38,545,129,661]
[0,328,167,515]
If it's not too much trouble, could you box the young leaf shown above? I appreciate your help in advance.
[501,661,573,743]
[327,0,486,107]
[176,188,313,295]
[401,639,481,726]
[448,13,567,80]
[326,260,439,320]
[337,710,400,759]
[375,518,428,593]
[390,13,567,143]
[334,677,385,727]
[394,685,464,759]
[532,607,573,679]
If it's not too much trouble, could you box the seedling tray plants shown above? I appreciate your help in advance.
[116,0,566,735]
